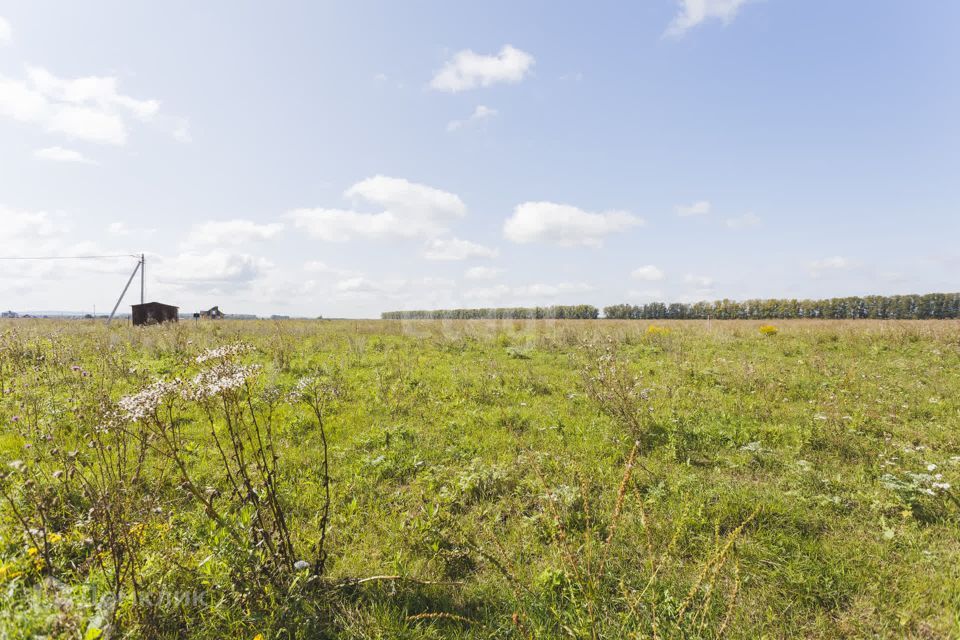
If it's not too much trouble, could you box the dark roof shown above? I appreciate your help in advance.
[131,301,179,310]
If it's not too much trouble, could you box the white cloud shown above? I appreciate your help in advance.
[447,104,498,132]
[336,276,386,294]
[675,200,711,216]
[809,256,854,277]
[725,212,760,228]
[430,45,534,92]
[289,175,467,241]
[684,274,715,288]
[631,265,665,281]
[107,222,131,236]
[156,251,272,287]
[465,266,504,280]
[0,207,71,244]
[423,237,498,260]
[33,146,94,164]
[183,219,285,248]
[665,0,752,37]
[106,221,156,237]
[0,16,12,46]
[303,261,356,277]
[0,66,166,145]
[503,201,643,247]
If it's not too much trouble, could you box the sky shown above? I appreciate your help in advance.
[0,1,957,318]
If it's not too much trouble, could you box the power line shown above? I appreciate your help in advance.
[0,254,140,260]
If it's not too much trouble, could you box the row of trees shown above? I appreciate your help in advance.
[603,293,960,320]
[381,305,600,320]
[382,293,960,321]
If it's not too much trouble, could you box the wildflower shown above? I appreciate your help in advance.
[927,464,937,472]
[932,482,951,491]
[195,342,254,364]
[294,560,310,571]
[759,324,778,336]
[118,379,182,422]
[183,362,261,400]
[646,325,671,336]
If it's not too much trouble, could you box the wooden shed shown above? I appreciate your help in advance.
[131,302,179,326]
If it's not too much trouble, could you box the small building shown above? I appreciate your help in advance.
[200,306,224,320]
[1,311,18,318]
[131,302,179,326]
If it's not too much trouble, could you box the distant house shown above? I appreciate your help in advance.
[200,306,224,319]
[1,311,18,319]
[270,315,290,320]
[131,302,179,326]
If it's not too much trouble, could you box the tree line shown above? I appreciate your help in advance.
[603,293,960,320]
[382,293,960,321]
[381,305,600,320]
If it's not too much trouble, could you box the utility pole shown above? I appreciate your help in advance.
[141,253,145,304]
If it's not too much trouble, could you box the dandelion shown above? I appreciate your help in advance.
[759,324,778,336]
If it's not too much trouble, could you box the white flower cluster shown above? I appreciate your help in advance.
[184,362,261,401]
[195,342,254,364]
[118,379,182,422]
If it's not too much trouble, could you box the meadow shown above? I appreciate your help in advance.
[0,318,958,639]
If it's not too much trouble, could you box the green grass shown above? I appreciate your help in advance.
[0,319,958,638]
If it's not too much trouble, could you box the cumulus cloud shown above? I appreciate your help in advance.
[156,251,272,287]
[465,266,504,280]
[675,200,711,216]
[289,175,467,241]
[665,0,752,37]
[0,16,12,45]
[422,237,498,260]
[631,265,665,281]
[183,219,285,248]
[430,45,534,92]
[447,104,498,132]
[33,146,94,164]
[503,201,643,247]
[0,65,171,145]
[0,207,72,245]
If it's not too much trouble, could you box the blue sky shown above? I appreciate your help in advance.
[0,1,957,317]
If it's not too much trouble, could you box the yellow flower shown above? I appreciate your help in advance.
[253,634,265,640]
[646,325,671,336]
[27,547,38,556]
[48,533,63,544]
[759,324,778,336]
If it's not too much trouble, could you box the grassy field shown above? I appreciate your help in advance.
[0,318,958,639]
